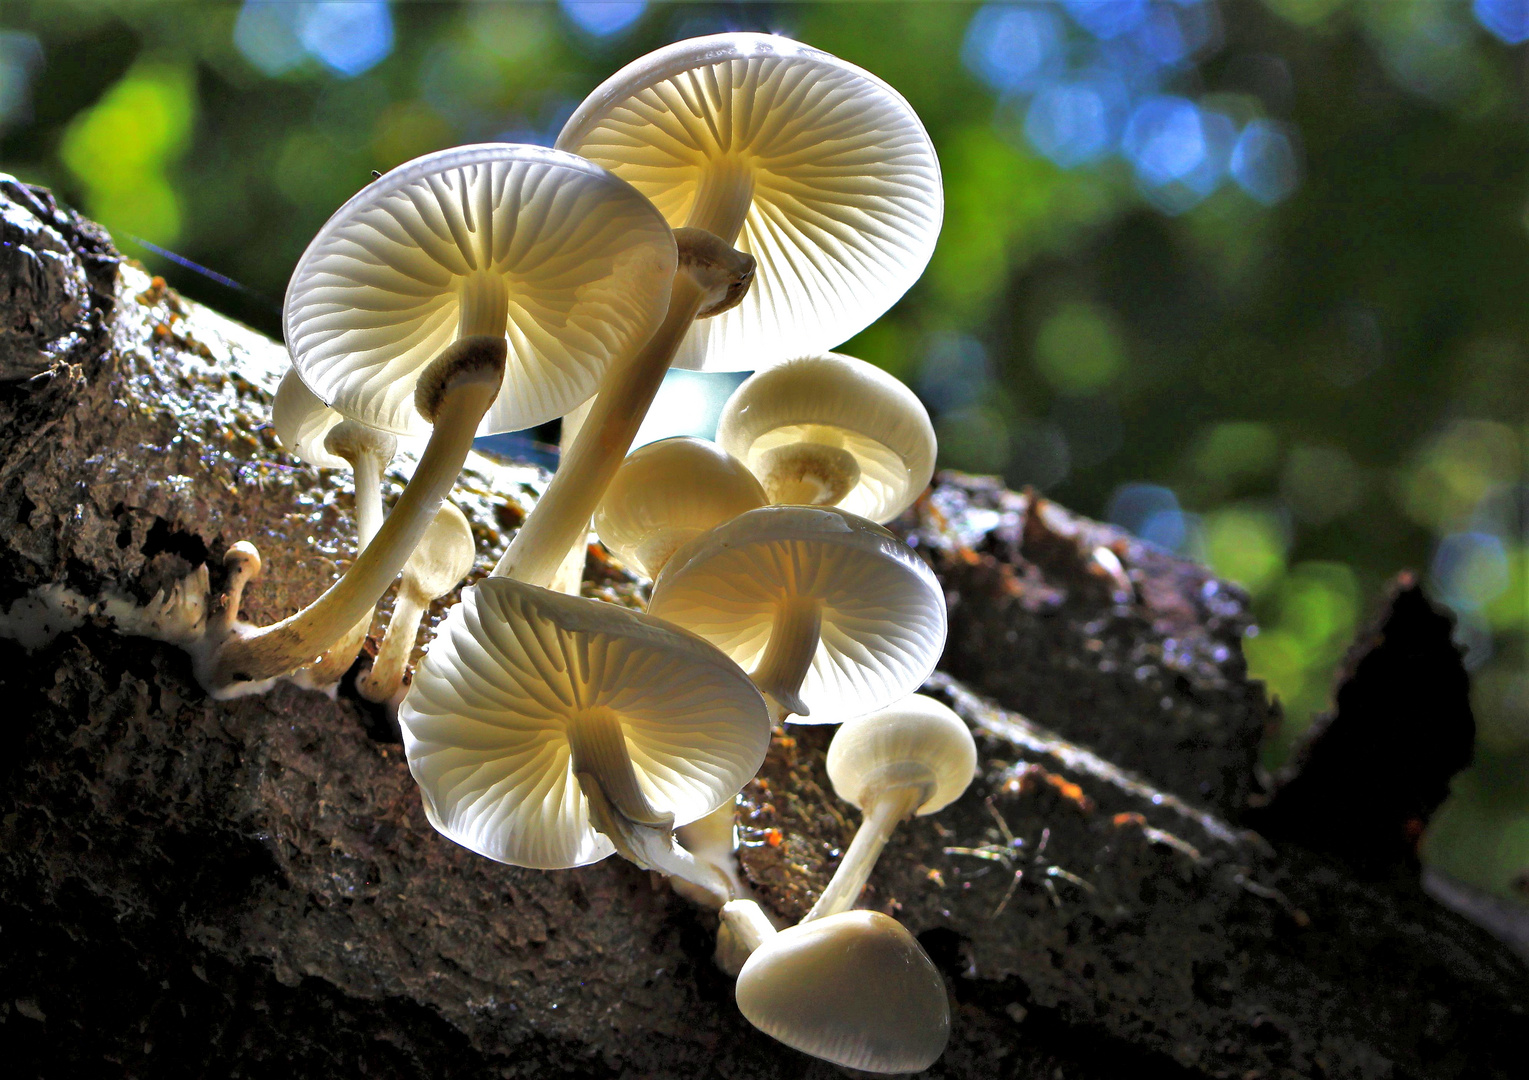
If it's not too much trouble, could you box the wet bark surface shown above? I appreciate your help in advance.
[1,177,1525,1079]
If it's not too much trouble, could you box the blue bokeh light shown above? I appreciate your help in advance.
[235,1,393,78]
[560,1,648,39]
[1432,531,1511,613]
[962,4,1066,95]
[1123,95,1205,186]
[234,1,307,76]
[1474,0,1529,45]
[301,1,394,78]
[1025,74,1126,166]
[917,333,993,412]
[1063,0,1149,42]
[1230,119,1300,205]
[1108,483,1190,553]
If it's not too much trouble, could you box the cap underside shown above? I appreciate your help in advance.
[286,145,675,437]
[560,35,941,373]
[648,507,945,720]
[400,578,768,869]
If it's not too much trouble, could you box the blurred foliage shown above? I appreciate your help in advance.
[1,0,1526,900]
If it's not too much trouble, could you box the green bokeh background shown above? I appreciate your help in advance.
[2,0,1525,900]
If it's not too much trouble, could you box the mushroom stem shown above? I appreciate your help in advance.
[209,542,262,638]
[803,783,926,923]
[749,596,822,720]
[578,770,733,907]
[720,897,777,956]
[548,398,596,595]
[489,271,711,585]
[491,218,756,589]
[354,587,425,702]
[567,708,672,827]
[203,338,504,691]
[302,436,392,686]
[685,158,755,242]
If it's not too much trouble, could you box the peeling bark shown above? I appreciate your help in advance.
[1,176,1525,1079]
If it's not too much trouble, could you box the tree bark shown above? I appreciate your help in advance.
[1,176,1524,1079]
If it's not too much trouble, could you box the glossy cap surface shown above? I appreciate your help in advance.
[717,352,936,523]
[735,909,950,1072]
[827,694,977,815]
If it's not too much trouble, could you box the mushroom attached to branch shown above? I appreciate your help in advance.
[593,437,766,579]
[492,31,943,587]
[398,577,769,905]
[271,368,400,685]
[716,352,936,523]
[720,900,950,1073]
[804,694,976,922]
[200,144,675,693]
[356,500,476,704]
[647,506,946,722]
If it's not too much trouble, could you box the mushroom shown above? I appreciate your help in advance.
[721,900,950,1073]
[398,576,769,903]
[646,506,946,721]
[670,798,751,910]
[491,31,942,588]
[716,352,936,523]
[201,143,675,692]
[593,437,766,578]
[271,368,400,685]
[804,694,976,922]
[357,500,476,704]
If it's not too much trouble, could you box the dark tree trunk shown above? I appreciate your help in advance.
[1,177,1524,1080]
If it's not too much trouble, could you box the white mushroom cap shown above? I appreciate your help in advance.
[406,500,478,599]
[735,909,950,1073]
[593,437,767,578]
[647,506,946,721]
[827,694,977,817]
[558,33,942,373]
[285,143,677,438]
[399,577,769,869]
[271,367,347,470]
[717,352,936,523]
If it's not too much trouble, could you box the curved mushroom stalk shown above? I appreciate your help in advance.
[356,500,476,704]
[398,577,769,902]
[671,800,752,911]
[201,339,505,694]
[804,695,978,923]
[718,353,937,523]
[195,142,675,695]
[302,419,399,687]
[490,31,942,588]
[721,901,951,1073]
[490,231,755,586]
[648,506,947,724]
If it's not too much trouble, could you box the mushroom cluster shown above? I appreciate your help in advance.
[176,32,978,1072]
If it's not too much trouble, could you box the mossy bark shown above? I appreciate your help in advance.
[1,176,1524,1079]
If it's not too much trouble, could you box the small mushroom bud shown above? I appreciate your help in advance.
[723,900,950,1073]
[717,352,936,523]
[357,501,476,704]
[804,695,976,922]
[648,506,946,722]
[594,438,766,578]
